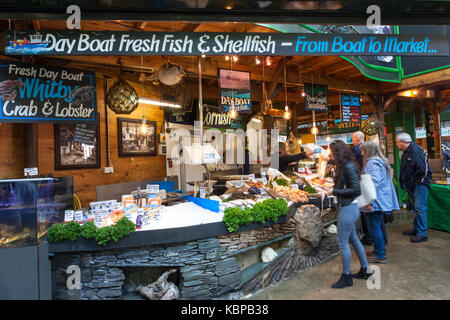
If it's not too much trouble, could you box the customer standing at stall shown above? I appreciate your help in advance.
[360,141,400,263]
[327,140,371,289]
[351,131,374,246]
[396,133,432,243]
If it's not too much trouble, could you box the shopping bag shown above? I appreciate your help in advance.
[356,174,377,208]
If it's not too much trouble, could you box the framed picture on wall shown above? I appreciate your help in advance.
[54,115,101,170]
[117,117,157,157]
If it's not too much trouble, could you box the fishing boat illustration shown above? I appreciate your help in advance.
[9,32,49,50]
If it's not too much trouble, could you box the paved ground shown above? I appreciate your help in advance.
[249,210,450,300]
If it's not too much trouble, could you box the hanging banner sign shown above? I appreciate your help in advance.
[304,83,328,112]
[4,31,448,56]
[0,60,96,123]
[218,69,252,113]
[340,93,362,123]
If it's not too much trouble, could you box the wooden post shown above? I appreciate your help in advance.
[433,92,442,159]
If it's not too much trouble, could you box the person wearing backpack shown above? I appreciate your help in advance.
[360,141,400,264]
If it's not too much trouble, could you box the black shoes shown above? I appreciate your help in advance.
[352,268,373,280]
[331,273,353,289]
[402,229,417,236]
[411,235,429,243]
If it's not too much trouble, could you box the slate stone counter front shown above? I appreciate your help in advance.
[50,205,339,300]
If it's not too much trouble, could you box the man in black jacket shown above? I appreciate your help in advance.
[396,132,432,243]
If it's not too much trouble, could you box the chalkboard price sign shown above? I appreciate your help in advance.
[340,93,361,123]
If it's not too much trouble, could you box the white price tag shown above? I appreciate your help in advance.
[94,212,103,227]
[64,210,74,222]
[141,215,151,226]
[291,184,299,190]
[199,188,206,198]
[237,179,244,187]
[124,212,133,222]
[261,172,267,185]
[248,174,256,181]
[24,167,38,177]
[146,184,160,194]
[272,181,278,187]
[278,135,287,143]
[74,210,84,222]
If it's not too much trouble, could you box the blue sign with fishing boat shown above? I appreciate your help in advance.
[5,32,53,55]
[0,60,96,123]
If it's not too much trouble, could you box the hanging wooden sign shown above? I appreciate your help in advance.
[218,69,252,114]
[304,83,328,112]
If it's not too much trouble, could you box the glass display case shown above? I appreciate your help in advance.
[0,177,73,248]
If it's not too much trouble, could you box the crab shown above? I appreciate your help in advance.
[0,80,24,101]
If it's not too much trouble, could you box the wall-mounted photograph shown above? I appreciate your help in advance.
[118,117,157,157]
[54,116,101,170]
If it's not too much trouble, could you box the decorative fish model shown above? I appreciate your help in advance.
[64,85,96,107]
[136,269,180,300]
[139,62,185,86]
[0,80,24,101]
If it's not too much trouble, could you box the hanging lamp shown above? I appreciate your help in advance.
[107,62,139,114]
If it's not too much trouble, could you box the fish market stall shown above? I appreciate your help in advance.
[47,168,339,300]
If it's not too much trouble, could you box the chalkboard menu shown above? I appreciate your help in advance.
[0,60,96,123]
[340,93,361,123]
[73,124,97,146]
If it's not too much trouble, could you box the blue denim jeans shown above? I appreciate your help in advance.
[369,212,389,259]
[412,184,429,236]
[337,203,369,275]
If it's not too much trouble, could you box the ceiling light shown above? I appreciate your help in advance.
[232,55,238,62]
[139,98,181,108]
[225,55,230,61]
[255,57,261,65]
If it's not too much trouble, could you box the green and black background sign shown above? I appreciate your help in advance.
[4,31,449,56]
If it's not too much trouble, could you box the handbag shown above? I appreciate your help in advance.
[356,174,377,208]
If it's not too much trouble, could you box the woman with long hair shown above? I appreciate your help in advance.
[328,140,371,289]
[360,141,400,264]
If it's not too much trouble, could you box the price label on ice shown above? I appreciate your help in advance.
[146,184,159,194]
[248,174,256,181]
[199,188,206,198]
[291,184,299,190]
[261,172,267,185]
[94,213,103,227]
[141,215,151,226]
[74,210,84,222]
[64,210,74,222]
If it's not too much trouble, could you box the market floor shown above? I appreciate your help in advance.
[249,210,450,300]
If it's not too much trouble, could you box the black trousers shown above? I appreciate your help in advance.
[360,211,374,241]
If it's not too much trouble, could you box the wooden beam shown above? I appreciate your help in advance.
[266,57,291,100]
[36,55,381,94]
[324,61,355,76]
[380,68,450,93]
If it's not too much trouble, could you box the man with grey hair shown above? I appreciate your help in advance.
[396,132,432,242]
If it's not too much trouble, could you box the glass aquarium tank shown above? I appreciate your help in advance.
[0,177,73,248]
